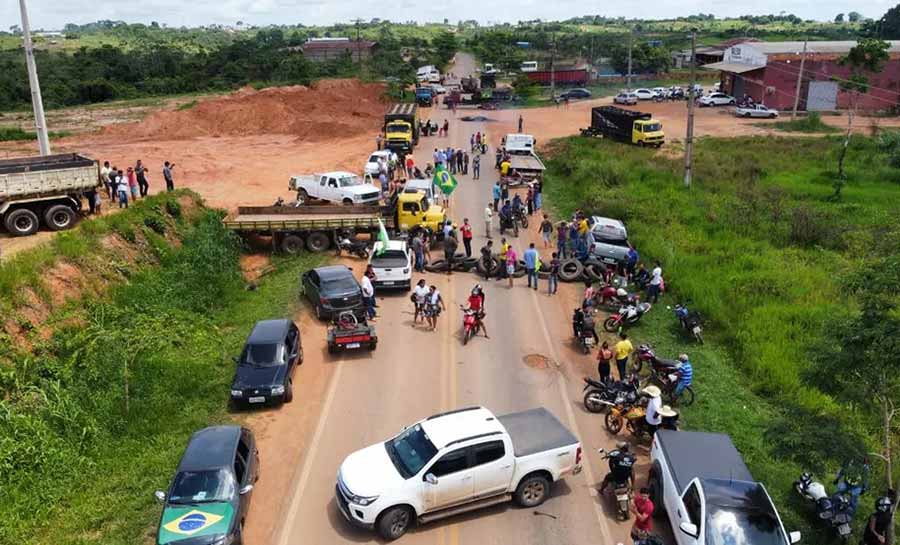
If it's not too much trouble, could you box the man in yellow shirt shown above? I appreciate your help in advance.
[614,333,634,380]
[497,237,510,280]
[500,159,511,177]
[578,217,589,237]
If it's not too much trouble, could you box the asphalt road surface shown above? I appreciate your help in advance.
[268,52,645,545]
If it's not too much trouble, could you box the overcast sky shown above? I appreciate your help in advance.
[1,0,894,30]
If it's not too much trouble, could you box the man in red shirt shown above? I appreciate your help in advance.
[466,285,489,338]
[460,218,474,257]
[631,487,654,540]
[405,155,414,177]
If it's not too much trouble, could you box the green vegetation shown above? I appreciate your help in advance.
[765,112,841,133]
[0,191,323,544]
[175,99,198,111]
[543,135,900,537]
[0,126,72,140]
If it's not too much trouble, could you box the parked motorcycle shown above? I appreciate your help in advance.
[513,204,529,229]
[582,374,640,413]
[573,308,597,354]
[598,447,635,521]
[603,302,652,333]
[603,390,650,439]
[593,285,640,310]
[335,235,370,259]
[674,303,704,344]
[632,344,696,406]
[794,472,855,540]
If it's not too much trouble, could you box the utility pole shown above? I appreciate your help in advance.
[353,18,363,65]
[19,0,50,156]
[791,40,808,120]
[626,30,633,91]
[684,30,697,189]
[550,33,556,99]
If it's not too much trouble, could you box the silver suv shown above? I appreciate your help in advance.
[586,216,630,265]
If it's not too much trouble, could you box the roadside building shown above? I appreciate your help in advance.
[297,38,377,62]
[671,46,724,69]
[703,40,900,111]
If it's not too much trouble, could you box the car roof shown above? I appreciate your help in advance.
[590,217,628,238]
[369,150,392,158]
[247,319,291,343]
[178,426,242,472]
[322,171,356,177]
[315,265,355,280]
[420,406,505,450]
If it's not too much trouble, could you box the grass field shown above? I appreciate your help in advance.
[0,192,323,544]
[542,134,900,539]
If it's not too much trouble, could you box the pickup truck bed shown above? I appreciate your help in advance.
[508,155,545,172]
[497,407,578,457]
[655,429,753,492]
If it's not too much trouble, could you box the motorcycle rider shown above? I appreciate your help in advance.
[572,307,599,344]
[863,496,893,545]
[499,200,513,234]
[673,354,693,400]
[643,385,663,435]
[465,285,489,338]
[834,458,870,511]
[512,193,524,224]
[598,441,635,494]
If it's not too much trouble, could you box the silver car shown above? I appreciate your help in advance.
[586,217,631,265]
[734,104,779,118]
[613,92,638,105]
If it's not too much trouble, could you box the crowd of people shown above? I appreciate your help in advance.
[96,158,177,211]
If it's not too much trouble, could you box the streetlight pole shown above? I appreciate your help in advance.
[626,30,633,91]
[19,0,51,156]
[684,30,697,189]
[791,40,808,120]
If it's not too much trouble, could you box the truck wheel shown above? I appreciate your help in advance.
[376,506,414,541]
[4,208,40,236]
[306,232,331,252]
[44,205,76,231]
[342,199,353,206]
[281,235,304,255]
[648,472,665,518]
[514,474,550,507]
[284,380,293,403]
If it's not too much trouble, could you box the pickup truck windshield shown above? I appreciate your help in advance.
[169,469,235,504]
[338,176,362,187]
[386,123,410,134]
[385,424,438,479]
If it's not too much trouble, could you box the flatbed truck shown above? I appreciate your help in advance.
[223,192,446,254]
[0,153,100,236]
[581,106,665,147]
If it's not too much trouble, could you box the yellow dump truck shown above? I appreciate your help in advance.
[384,103,419,153]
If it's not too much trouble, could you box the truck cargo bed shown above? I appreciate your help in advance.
[0,153,99,200]
[224,205,386,232]
[508,155,545,172]
[655,430,753,492]
[497,408,578,458]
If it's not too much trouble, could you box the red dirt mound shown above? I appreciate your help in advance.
[106,79,387,142]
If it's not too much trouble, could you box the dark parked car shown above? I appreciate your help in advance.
[154,426,259,545]
[230,319,302,407]
[560,88,592,100]
[301,265,365,320]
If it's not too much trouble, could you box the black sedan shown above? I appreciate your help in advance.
[560,88,592,100]
[230,319,302,407]
[301,265,365,321]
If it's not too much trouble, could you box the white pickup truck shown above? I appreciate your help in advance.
[289,171,381,205]
[649,430,801,545]
[336,406,583,541]
[503,133,545,185]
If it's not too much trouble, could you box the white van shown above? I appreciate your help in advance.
[417,65,441,83]
[520,61,538,73]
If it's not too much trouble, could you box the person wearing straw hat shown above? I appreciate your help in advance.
[643,385,662,435]
[658,405,679,431]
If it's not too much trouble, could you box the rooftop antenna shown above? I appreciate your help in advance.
[19,0,51,155]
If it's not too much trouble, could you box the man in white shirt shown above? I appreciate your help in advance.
[413,279,430,324]
[100,161,113,198]
[360,274,376,320]
[643,385,662,434]
[648,260,663,303]
[484,203,493,239]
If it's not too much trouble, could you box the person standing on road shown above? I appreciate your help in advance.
[500,157,511,178]
[597,341,613,381]
[484,203,493,239]
[463,152,469,175]
[413,279,429,324]
[533,177,543,210]
[492,182,501,211]
[115,170,129,208]
[523,243,539,290]
[127,167,139,201]
[426,285,445,331]
[614,333,634,381]
[539,214,553,248]
[460,218,473,257]
[472,154,481,179]
[526,185,534,216]
[630,487,655,541]
[500,180,509,203]
[163,161,175,191]
[495,148,502,169]
[411,232,425,272]
[548,252,560,295]
[648,260,663,303]
[444,229,458,275]
[517,114,524,133]
[470,133,476,151]
[442,119,449,137]
[457,150,464,174]
[405,155,414,178]
[376,133,383,150]
[100,160,113,199]
[479,240,494,280]
[360,272,376,320]
[557,221,569,259]
[135,160,150,197]
[505,245,517,289]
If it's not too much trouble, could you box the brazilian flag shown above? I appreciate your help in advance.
[433,164,458,196]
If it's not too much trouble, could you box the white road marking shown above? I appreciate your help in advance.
[528,287,615,545]
[276,358,344,545]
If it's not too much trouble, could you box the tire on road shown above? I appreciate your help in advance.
[558,259,583,282]
[585,263,607,282]
[375,505,414,541]
[44,204,76,231]
[511,260,526,278]
[513,473,551,508]
[281,234,305,255]
[305,231,331,252]
[4,208,40,237]
[476,257,500,277]
[424,259,448,272]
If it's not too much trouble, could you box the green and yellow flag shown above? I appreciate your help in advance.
[433,165,458,196]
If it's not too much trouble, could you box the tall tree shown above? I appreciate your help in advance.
[835,13,846,23]
[872,4,900,38]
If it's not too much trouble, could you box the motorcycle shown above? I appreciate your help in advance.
[603,302,652,333]
[498,211,517,236]
[335,235,370,259]
[573,309,596,354]
[632,344,696,406]
[598,448,634,521]
[593,285,640,310]
[794,472,855,539]
[513,204,529,229]
[583,374,640,413]
[674,303,704,344]
[603,391,650,439]
[460,305,483,345]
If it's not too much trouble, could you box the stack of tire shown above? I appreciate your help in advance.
[424,253,479,273]
[472,254,527,278]
[557,257,608,283]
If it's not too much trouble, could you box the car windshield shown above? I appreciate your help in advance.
[387,123,410,133]
[372,249,409,268]
[368,155,381,163]
[339,175,362,187]
[384,424,438,479]
[594,235,629,248]
[322,276,359,293]
[242,343,283,366]
[643,123,662,132]
[169,469,235,504]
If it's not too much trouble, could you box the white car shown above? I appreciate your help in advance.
[698,92,735,107]
[364,150,394,177]
[652,87,667,97]
[633,88,659,100]
[613,92,639,105]
[336,406,583,541]
[289,171,381,205]
[429,84,446,95]
[368,240,412,291]
[734,104,779,118]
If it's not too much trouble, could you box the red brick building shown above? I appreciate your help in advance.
[704,41,900,111]
[297,38,377,62]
